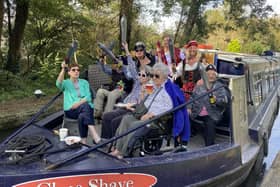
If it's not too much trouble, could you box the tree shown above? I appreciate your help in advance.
[0,0,4,68]
[160,0,220,45]
[6,0,29,74]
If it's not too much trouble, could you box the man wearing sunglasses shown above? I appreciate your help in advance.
[56,62,101,144]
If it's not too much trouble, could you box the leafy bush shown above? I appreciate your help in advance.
[0,70,58,102]
[242,41,268,55]
[35,52,62,85]
[226,39,241,53]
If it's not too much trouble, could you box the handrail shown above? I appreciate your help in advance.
[1,92,62,146]
[46,85,225,170]
[198,49,262,57]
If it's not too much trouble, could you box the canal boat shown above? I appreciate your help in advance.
[0,52,279,187]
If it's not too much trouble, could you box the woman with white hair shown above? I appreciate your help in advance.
[101,42,152,139]
[110,63,190,159]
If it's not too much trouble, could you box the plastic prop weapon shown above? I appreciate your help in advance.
[100,41,115,58]
[98,42,119,63]
[120,15,127,43]
[199,63,210,90]
[156,41,167,64]
[198,63,216,103]
[65,40,78,65]
[168,38,176,64]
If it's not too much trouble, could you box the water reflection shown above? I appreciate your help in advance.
[0,128,16,142]
[264,110,280,170]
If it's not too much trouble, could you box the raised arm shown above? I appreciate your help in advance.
[123,42,138,81]
[56,62,67,90]
[97,57,112,75]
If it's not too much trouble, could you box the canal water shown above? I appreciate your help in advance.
[264,109,280,170]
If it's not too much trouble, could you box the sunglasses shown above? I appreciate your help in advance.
[138,73,147,78]
[135,49,144,52]
[71,68,80,72]
[149,74,160,79]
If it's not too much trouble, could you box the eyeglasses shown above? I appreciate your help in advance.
[138,73,147,78]
[71,68,80,72]
[149,74,160,79]
[135,49,144,52]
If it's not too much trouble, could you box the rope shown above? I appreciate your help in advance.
[0,135,52,164]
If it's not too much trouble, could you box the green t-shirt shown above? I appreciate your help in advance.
[56,78,94,111]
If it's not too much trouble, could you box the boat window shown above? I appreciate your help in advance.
[273,68,280,85]
[216,60,244,75]
[263,70,270,99]
[253,72,263,107]
[264,66,280,96]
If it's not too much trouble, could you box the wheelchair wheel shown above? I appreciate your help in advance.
[143,138,163,154]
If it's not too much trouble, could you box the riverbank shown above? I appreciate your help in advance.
[0,95,63,130]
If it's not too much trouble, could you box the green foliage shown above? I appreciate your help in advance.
[226,39,241,52]
[242,40,268,55]
[35,53,61,85]
[2,0,280,103]
[0,70,57,102]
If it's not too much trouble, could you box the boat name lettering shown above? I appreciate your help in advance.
[13,173,157,187]
[37,182,56,187]
[89,179,133,187]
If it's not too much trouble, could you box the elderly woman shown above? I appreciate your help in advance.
[111,63,190,158]
[101,42,152,139]
[56,62,101,144]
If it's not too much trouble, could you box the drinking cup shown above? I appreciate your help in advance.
[59,128,68,141]
[145,84,154,94]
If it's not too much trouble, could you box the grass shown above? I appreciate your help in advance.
[0,71,59,102]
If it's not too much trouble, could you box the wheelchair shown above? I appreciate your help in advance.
[127,114,176,157]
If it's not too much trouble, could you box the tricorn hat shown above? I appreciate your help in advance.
[185,40,198,48]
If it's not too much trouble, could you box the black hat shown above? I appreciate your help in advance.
[134,41,146,51]
[205,64,216,72]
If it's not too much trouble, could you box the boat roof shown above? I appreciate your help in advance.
[198,49,280,64]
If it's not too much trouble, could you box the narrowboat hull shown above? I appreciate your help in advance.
[1,53,280,187]
[0,112,259,187]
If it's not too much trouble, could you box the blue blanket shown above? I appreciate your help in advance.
[165,79,190,142]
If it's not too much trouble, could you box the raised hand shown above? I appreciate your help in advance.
[61,61,68,69]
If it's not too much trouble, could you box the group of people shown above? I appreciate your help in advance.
[56,37,229,158]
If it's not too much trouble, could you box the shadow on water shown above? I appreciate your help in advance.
[0,127,19,142]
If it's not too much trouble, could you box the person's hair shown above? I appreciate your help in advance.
[199,53,207,62]
[162,34,172,40]
[68,63,80,69]
[152,63,169,79]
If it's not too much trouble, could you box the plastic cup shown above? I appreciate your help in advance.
[145,84,154,94]
[59,128,68,141]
